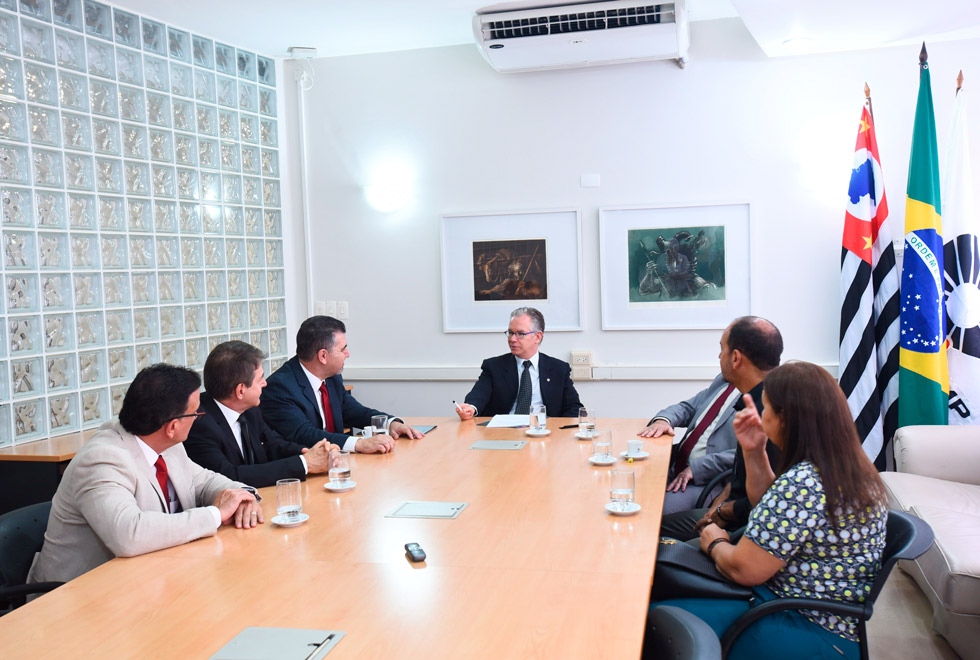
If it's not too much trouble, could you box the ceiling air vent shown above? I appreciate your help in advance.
[474,0,689,73]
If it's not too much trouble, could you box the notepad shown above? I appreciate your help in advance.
[412,425,437,433]
[385,501,468,519]
[209,627,344,660]
[469,440,527,451]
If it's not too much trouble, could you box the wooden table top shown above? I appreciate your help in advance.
[1,416,670,660]
[0,429,97,462]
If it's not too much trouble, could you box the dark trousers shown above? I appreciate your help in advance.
[659,507,708,541]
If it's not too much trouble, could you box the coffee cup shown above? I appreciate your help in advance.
[627,438,644,456]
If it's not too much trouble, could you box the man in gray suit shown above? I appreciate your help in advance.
[639,373,740,514]
[28,364,263,585]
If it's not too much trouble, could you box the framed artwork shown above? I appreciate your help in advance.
[599,203,750,329]
[441,209,583,332]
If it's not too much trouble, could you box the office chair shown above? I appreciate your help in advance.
[0,501,63,615]
[719,510,934,660]
[643,605,722,660]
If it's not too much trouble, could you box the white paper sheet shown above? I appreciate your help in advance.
[486,414,530,428]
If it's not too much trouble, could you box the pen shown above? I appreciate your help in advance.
[303,633,335,660]
[452,399,463,413]
[558,424,578,429]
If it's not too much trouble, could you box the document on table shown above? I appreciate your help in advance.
[209,628,344,660]
[486,414,530,428]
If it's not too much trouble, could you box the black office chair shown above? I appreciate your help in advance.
[643,605,722,660]
[0,501,63,615]
[719,510,934,660]
[694,467,735,508]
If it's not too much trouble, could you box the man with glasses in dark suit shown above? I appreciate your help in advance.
[456,307,583,420]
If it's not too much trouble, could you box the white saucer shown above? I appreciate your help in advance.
[525,428,551,437]
[620,450,650,460]
[324,481,357,493]
[272,512,309,527]
[589,455,616,466]
[606,502,641,516]
[575,431,597,440]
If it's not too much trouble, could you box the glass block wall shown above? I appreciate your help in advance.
[0,0,287,445]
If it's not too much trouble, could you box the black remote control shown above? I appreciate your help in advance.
[404,542,426,562]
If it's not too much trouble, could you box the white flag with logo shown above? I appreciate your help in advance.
[942,84,980,424]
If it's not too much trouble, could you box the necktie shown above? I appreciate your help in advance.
[154,455,170,512]
[319,381,336,433]
[238,414,254,464]
[515,360,533,415]
[673,383,737,473]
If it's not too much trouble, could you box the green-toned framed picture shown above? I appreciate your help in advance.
[599,203,750,329]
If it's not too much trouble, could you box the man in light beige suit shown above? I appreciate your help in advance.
[29,364,264,585]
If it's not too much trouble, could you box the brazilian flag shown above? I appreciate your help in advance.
[900,47,949,427]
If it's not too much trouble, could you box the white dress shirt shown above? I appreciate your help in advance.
[508,352,544,414]
[135,435,221,526]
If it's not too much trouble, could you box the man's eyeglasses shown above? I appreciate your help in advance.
[505,330,539,338]
[172,412,206,421]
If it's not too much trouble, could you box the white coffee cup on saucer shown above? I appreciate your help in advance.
[361,425,375,438]
[627,438,644,457]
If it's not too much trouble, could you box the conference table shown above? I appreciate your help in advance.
[2,417,671,659]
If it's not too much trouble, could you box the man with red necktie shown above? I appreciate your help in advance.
[261,316,424,454]
[654,316,784,541]
[29,365,261,586]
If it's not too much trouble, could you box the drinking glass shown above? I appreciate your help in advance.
[578,407,596,437]
[591,430,612,461]
[610,469,635,512]
[328,450,352,486]
[371,414,388,434]
[276,478,301,520]
[529,404,547,432]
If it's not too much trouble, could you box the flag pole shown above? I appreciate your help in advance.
[920,42,928,69]
[865,82,874,120]
[956,69,964,95]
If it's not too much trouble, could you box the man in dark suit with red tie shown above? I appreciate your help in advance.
[185,341,338,488]
[260,316,424,454]
[657,316,784,541]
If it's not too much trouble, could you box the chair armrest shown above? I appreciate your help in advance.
[0,581,63,602]
[893,426,980,485]
[720,597,866,658]
[695,467,734,509]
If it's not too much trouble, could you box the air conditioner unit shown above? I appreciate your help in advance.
[473,1,689,73]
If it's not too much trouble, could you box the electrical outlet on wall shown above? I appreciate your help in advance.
[571,366,592,381]
[570,351,593,365]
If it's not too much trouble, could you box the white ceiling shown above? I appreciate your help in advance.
[109,0,980,60]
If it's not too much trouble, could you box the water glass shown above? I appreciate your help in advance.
[371,414,388,434]
[276,478,302,519]
[529,404,547,432]
[579,407,596,437]
[610,469,635,511]
[328,450,352,486]
[591,430,612,461]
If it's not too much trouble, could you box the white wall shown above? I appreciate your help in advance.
[277,19,980,417]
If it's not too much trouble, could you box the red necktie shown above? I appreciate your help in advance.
[154,455,170,512]
[673,384,736,473]
[319,381,336,433]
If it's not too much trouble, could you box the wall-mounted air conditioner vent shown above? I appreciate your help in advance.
[482,4,672,41]
[474,0,688,73]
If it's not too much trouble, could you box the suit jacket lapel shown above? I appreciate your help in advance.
[202,394,246,463]
[290,358,322,425]
[502,356,518,407]
[538,354,555,411]
[121,426,169,512]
